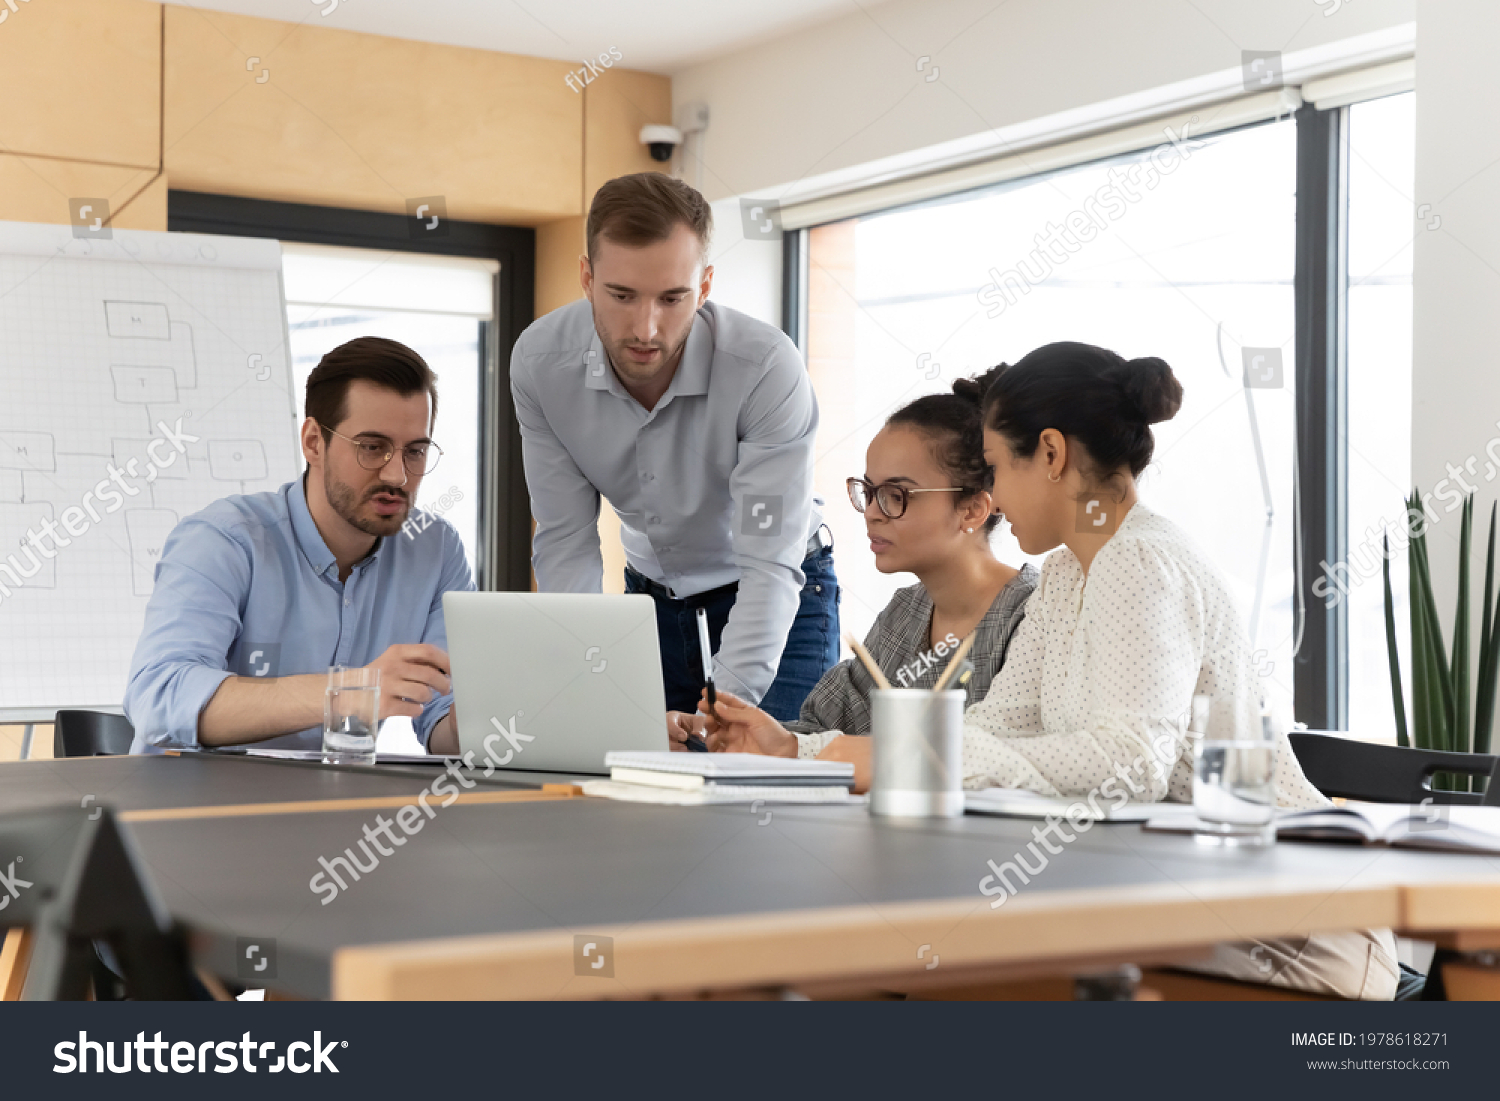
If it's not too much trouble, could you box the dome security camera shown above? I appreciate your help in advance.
[639,124,684,163]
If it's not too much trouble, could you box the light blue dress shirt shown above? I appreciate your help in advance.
[510,298,822,704]
[124,473,474,753]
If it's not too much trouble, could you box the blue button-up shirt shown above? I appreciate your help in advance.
[511,298,821,703]
[124,473,474,753]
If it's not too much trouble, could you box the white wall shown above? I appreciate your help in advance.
[705,196,782,326]
[673,0,1415,203]
[1412,0,1500,625]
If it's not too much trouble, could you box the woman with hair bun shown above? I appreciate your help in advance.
[958,340,1393,1000]
[668,376,1038,756]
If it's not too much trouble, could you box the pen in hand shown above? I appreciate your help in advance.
[690,605,717,752]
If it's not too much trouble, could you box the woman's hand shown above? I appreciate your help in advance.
[698,689,798,757]
[816,735,872,794]
[665,710,705,751]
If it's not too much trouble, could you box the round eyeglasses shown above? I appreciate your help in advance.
[847,476,963,520]
[321,424,443,477]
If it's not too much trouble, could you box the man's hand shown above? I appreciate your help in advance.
[698,689,797,757]
[365,643,451,720]
[815,734,871,794]
[666,710,706,751]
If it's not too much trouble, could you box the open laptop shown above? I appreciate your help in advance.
[443,592,668,775]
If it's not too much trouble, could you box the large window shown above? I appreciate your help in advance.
[1346,92,1416,742]
[282,243,495,580]
[808,118,1300,714]
[802,95,1416,734]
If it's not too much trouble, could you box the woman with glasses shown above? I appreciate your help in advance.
[667,376,1038,758]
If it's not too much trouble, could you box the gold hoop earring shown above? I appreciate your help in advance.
[1047,472,1061,483]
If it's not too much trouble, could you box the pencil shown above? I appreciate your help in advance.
[845,632,893,690]
[933,632,976,692]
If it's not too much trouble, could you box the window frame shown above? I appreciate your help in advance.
[783,100,1373,730]
[167,190,536,593]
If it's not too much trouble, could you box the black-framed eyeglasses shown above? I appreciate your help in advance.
[320,424,443,476]
[847,476,963,520]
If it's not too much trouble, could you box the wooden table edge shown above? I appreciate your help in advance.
[331,875,1401,1000]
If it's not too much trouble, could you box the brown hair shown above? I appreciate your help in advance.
[305,336,438,440]
[586,172,713,262]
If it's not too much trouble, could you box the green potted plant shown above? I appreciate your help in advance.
[1382,492,1500,790]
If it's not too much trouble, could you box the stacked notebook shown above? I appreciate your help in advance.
[582,751,862,806]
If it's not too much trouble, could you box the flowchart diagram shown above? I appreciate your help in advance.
[0,222,299,710]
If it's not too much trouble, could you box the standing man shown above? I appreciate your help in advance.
[511,172,838,720]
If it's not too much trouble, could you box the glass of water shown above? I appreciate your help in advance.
[1192,696,1277,847]
[324,665,380,766]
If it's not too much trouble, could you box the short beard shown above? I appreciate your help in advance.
[593,309,693,387]
[325,469,407,537]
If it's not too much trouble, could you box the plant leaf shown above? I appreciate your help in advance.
[1383,530,1409,748]
[1479,502,1500,759]
[1454,494,1472,754]
[1412,516,1456,749]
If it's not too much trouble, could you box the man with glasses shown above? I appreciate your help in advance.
[511,172,840,721]
[125,336,474,755]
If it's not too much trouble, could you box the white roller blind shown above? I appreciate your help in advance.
[779,88,1302,230]
[281,242,498,318]
[1301,58,1414,111]
[772,22,1415,230]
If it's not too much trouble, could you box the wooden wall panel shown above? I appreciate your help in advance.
[161,6,582,225]
[534,216,586,316]
[583,67,674,204]
[0,0,160,168]
[0,157,163,230]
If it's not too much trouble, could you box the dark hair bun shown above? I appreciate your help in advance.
[952,362,1008,407]
[1111,356,1182,425]
[977,341,1182,482]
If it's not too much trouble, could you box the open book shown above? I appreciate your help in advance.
[965,787,1200,824]
[1144,802,1500,854]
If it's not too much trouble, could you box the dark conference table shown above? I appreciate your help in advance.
[5,754,1500,999]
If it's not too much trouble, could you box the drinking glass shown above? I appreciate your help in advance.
[324,665,380,766]
[1192,695,1277,847]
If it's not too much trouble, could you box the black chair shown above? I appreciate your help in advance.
[52,710,135,758]
[1288,731,1500,1000]
[1288,731,1500,806]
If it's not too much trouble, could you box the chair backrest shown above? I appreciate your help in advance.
[1289,731,1500,806]
[52,710,136,758]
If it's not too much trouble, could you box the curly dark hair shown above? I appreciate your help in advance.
[885,374,1005,535]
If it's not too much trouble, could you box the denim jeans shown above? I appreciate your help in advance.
[625,546,840,722]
